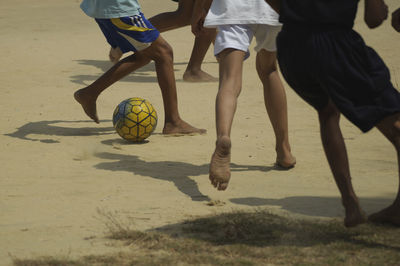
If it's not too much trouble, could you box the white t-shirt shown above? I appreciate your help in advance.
[204,0,280,27]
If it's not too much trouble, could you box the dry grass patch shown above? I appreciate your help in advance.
[13,210,400,266]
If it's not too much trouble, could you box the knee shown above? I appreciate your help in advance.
[318,102,340,124]
[393,116,400,148]
[152,40,174,62]
[261,66,278,77]
[175,6,192,26]
[256,55,278,79]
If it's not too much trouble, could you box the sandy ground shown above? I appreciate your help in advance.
[1,0,399,265]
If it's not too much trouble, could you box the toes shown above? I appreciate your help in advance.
[218,182,228,191]
[199,128,207,134]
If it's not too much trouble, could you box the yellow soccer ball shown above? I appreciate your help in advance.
[112,97,158,142]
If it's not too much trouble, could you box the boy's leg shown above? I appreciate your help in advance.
[149,0,217,82]
[183,29,218,82]
[209,48,245,190]
[139,35,206,134]
[108,0,193,64]
[149,0,193,32]
[318,101,367,227]
[369,113,400,225]
[75,34,206,134]
[255,49,296,168]
[74,51,151,123]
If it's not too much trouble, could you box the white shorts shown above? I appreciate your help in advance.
[214,24,281,59]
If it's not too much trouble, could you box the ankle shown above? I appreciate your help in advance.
[342,195,360,211]
[216,136,231,155]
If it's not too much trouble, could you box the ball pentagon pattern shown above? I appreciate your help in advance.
[112,97,158,142]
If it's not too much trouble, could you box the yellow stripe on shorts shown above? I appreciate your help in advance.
[111,18,153,32]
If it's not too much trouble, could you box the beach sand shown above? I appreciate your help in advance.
[0,0,399,264]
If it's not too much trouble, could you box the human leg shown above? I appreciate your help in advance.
[255,49,295,168]
[318,101,367,227]
[107,1,194,64]
[183,29,218,82]
[149,0,217,82]
[209,48,246,190]
[140,35,206,134]
[149,0,193,32]
[74,51,151,123]
[369,113,400,225]
[75,35,205,133]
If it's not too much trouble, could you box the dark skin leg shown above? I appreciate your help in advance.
[74,52,151,123]
[256,49,296,168]
[369,113,400,226]
[75,35,206,135]
[183,29,217,82]
[318,101,367,227]
[149,0,217,82]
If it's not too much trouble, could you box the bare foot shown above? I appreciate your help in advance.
[162,120,206,135]
[74,89,99,124]
[275,147,296,169]
[109,47,122,64]
[183,69,218,82]
[369,204,400,226]
[344,208,368,228]
[343,199,368,227]
[209,136,231,191]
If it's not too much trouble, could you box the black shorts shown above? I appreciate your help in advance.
[277,26,400,132]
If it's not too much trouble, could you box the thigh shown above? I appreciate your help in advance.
[218,49,246,92]
[176,0,195,17]
[214,25,253,59]
[253,24,282,53]
[97,13,160,53]
[277,30,330,110]
[255,48,277,74]
[317,30,400,132]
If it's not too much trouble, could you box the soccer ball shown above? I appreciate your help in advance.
[112,97,158,142]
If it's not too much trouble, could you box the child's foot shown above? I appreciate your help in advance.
[368,204,400,226]
[183,69,218,82]
[209,136,231,191]
[344,209,368,227]
[275,147,296,169]
[74,89,99,124]
[162,120,206,135]
[109,47,122,64]
[343,199,368,227]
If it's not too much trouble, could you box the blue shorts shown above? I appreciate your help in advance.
[95,13,160,53]
[277,26,400,132]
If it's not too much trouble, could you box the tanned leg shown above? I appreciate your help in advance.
[183,29,218,82]
[74,52,151,123]
[149,0,193,32]
[209,49,245,190]
[255,49,296,168]
[150,0,216,82]
[369,113,400,226]
[318,101,367,227]
[141,35,206,134]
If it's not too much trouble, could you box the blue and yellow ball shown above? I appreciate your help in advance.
[112,97,158,142]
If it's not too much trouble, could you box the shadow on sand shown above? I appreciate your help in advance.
[94,151,276,202]
[151,210,400,251]
[5,119,114,143]
[230,196,394,218]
